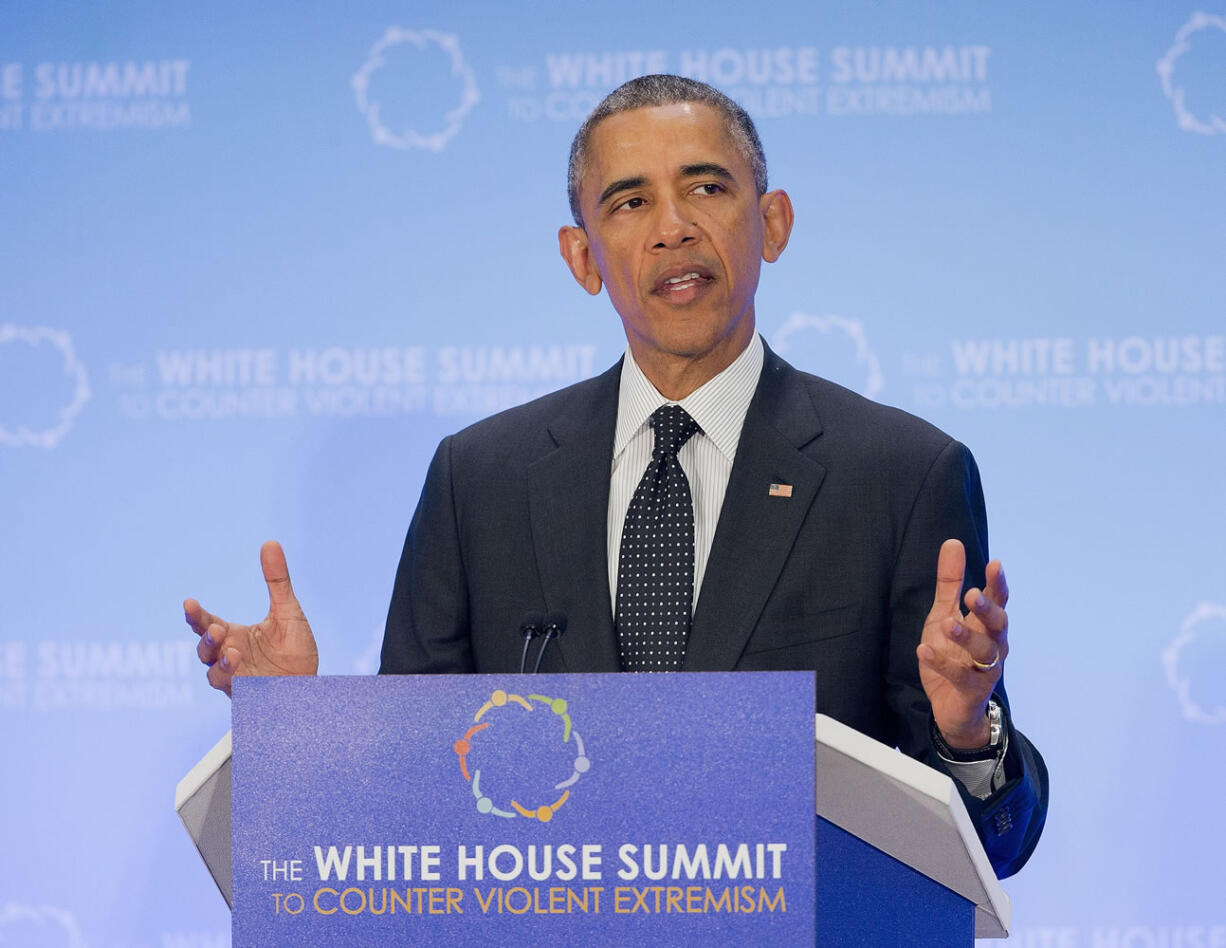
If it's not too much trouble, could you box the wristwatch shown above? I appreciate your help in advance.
[932,698,1004,762]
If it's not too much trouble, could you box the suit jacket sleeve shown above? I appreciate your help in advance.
[887,439,1049,878]
[381,435,476,674]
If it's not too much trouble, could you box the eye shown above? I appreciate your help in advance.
[691,182,724,196]
[612,196,647,213]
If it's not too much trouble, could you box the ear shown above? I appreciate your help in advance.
[558,225,603,296]
[759,189,794,263]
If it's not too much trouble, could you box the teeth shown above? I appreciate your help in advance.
[664,272,701,284]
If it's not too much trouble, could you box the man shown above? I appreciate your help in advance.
[188,75,1047,877]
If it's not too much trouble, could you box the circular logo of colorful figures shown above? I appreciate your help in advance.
[453,689,590,822]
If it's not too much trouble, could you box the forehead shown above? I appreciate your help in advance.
[579,102,750,196]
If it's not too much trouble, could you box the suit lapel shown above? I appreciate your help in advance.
[527,362,621,672]
[685,351,827,671]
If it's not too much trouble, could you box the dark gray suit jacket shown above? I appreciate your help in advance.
[381,344,1048,877]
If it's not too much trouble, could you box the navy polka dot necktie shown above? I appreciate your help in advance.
[616,404,700,672]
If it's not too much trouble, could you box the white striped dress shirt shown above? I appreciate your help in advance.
[607,334,764,612]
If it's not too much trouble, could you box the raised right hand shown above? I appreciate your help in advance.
[916,538,1009,749]
[185,540,319,697]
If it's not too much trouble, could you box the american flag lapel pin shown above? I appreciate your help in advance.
[768,482,793,498]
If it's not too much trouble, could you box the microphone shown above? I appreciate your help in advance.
[517,613,544,674]
[531,611,568,674]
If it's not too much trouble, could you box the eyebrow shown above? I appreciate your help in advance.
[597,163,737,208]
[680,162,735,182]
[598,176,646,208]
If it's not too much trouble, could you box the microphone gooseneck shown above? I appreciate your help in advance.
[517,613,544,674]
[531,611,569,675]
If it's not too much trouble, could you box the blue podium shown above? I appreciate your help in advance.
[176,673,1010,945]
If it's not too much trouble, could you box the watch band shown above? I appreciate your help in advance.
[932,698,1004,762]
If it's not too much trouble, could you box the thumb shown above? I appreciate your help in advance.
[931,538,966,613]
[260,540,299,613]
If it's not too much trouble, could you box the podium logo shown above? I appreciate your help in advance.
[352,27,480,152]
[0,324,91,448]
[453,688,591,822]
[1157,12,1226,135]
[1164,602,1226,725]
[771,312,885,399]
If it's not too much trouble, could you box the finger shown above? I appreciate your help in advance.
[965,630,1007,669]
[184,598,225,639]
[918,635,1002,688]
[196,621,230,666]
[984,560,1009,609]
[260,540,298,613]
[950,602,1009,667]
[938,610,1007,670]
[965,587,1009,636]
[205,646,240,697]
[931,538,966,614]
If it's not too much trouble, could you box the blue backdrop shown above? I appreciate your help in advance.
[2,2,1223,945]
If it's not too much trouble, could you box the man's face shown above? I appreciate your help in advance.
[559,102,792,397]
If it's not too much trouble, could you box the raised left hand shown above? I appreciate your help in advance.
[917,538,1010,749]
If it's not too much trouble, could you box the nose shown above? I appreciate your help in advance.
[649,193,699,251]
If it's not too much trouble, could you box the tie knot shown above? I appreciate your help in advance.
[650,404,699,458]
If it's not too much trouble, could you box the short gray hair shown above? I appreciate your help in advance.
[566,74,768,227]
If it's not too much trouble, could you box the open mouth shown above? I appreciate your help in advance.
[652,266,715,298]
[663,271,705,291]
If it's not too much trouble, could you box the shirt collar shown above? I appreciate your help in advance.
[613,334,764,463]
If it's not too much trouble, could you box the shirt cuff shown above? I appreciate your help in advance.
[941,755,1001,800]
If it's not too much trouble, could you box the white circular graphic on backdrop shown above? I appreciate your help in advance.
[0,324,91,449]
[1163,602,1226,725]
[0,903,87,948]
[1156,12,1226,135]
[771,312,885,398]
[351,27,480,152]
